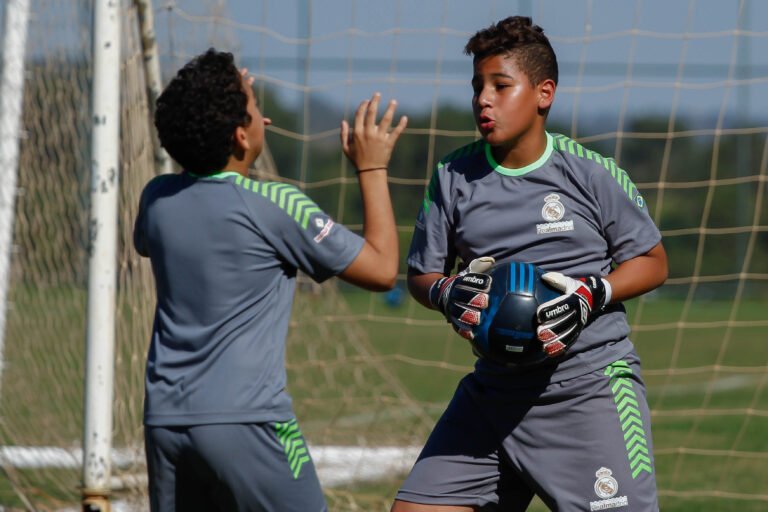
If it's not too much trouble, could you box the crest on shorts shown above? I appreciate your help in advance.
[594,467,618,499]
[589,467,629,510]
[541,193,565,222]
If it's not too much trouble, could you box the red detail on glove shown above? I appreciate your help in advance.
[458,309,481,325]
[538,328,557,342]
[538,328,567,357]
[543,340,567,357]
[457,328,474,341]
[467,293,489,308]
[576,279,594,309]
[438,276,457,296]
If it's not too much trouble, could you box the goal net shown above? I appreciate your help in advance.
[0,1,766,511]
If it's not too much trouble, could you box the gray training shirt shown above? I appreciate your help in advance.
[408,132,662,382]
[134,171,364,426]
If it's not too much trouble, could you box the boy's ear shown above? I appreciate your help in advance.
[537,79,556,110]
[233,125,250,151]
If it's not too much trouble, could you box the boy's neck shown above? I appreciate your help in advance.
[491,129,548,170]
[224,156,253,177]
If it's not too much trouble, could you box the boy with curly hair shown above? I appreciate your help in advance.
[134,48,406,511]
[392,16,666,511]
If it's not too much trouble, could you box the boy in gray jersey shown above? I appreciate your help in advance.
[134,49,407,511]
[393,17,668,512]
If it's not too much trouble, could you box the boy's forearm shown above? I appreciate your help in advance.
[338,168,399,291]
[358,169,398,277]
[605,242,668,303]
[407,270,443,310]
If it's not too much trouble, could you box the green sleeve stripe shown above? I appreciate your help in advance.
[292,198,314,224]
[286,191,301,215]
[270,183,293,204]
[422,170,441,215]
[232,178,322,230]
[422,140,485,215]
[628,181,639,202]
[278,185,294,209]
[553,134,644,209]
[301,206,322,229]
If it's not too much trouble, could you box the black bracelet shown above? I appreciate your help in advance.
[356,167,387,173]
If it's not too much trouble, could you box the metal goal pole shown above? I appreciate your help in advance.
[82,0,121,509]
[0,0,31,402]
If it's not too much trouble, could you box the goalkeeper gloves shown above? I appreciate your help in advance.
[535,273,610,358]
[429,257,495,340]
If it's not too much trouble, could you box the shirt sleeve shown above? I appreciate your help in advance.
[238,181,365,283]
[591,160,662,264]
[133,192,148,257]
[133,175,168,258]
[407,167,457,275]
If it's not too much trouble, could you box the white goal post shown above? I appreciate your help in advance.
[0,0,30,401]
[82,0,121,509]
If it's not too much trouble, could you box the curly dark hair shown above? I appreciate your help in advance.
[464,16,558,87]
[154,48,252,175]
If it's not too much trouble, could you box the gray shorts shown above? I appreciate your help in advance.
[145,419,326,512]
[396,355,659,511]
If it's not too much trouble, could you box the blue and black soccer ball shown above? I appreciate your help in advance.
[470,259,562,367]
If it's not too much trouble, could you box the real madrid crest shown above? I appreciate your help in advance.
[541,193,565,222]
[594,467,619,499]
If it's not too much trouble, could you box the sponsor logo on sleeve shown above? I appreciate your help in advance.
[313,218,335,243]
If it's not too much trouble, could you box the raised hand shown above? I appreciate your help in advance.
[340,93,408,172]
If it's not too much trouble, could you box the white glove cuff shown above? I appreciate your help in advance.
[601,278,612,306]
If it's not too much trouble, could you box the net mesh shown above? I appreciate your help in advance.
[0,0,767,510]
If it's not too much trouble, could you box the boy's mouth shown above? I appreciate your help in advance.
[478,115,495,130]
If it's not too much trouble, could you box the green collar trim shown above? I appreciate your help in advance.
[485,132,554,176]
[186,170,241,179]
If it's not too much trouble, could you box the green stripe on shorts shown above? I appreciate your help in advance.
[604,361,653,478]
[274,419,311,479]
